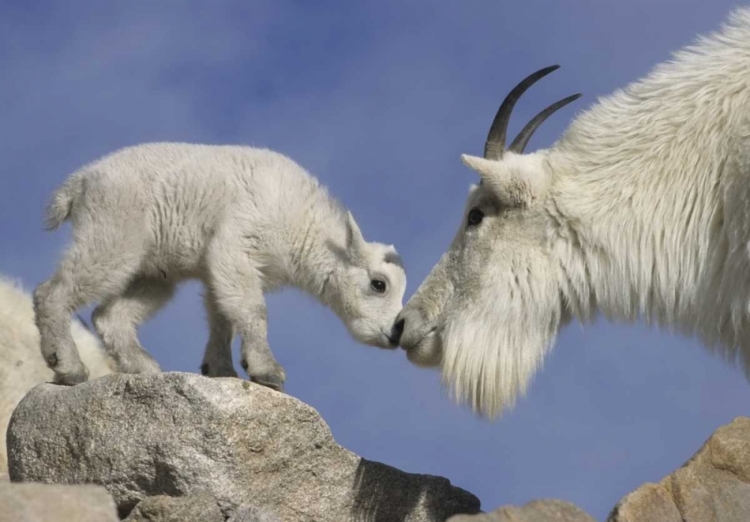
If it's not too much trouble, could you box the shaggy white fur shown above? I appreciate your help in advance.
[0,275,114,473]
[34,144,406,389]
[398,6,750,418]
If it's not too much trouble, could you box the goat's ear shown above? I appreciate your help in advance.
[461,154,549,206]
[383,245,404,268]
[345,211,365,258]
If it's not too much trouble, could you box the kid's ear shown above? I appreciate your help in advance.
[345,211,365,259]
[383,244,404,268]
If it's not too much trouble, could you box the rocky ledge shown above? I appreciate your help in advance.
[5,369,750,521]
[6,372,480,521]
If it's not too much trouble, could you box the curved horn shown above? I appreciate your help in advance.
[508,93,582,154]
[483,64,561,160]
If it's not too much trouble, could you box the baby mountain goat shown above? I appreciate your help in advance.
[396,6,750,418]
[35,144,406,390]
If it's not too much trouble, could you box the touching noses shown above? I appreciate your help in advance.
[391,317,405,346]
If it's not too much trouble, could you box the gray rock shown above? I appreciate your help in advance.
[607,416,750,522]
[448,499,595,522]
[123,491,224,521]
[0,482,119,522]
[7,372,480,521]
[227,503,282,522]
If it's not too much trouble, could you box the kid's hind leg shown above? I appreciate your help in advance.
[92,276,175,374]
[34,236,146,385]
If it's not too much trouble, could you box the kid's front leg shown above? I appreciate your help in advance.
[208,256,286,391]
[237,303,286,392]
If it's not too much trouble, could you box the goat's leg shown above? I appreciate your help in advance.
[216,288,285,391]
[92,276,174,374]
[34,232,147,385]
[207,261,285,392]
[236,300,285,391]
[200,287,238,378]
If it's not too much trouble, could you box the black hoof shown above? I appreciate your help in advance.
[52,371,88,386]
[250,375,285,393]
[200,363,209,376]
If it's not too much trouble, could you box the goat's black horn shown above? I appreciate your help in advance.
[508,93,582,154]
[483,64,561,160]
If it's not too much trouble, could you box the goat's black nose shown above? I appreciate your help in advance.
[391,318,405,345]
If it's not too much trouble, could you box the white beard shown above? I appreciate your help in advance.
[440,271,561,419]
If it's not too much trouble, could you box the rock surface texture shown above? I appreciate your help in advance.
[0,275,114,473]
[607,416,750,522]
[122,491,225,522]
[448,499,596,522]
[0,482,119,522]
[7,372,481,521]
[226,503,283,522]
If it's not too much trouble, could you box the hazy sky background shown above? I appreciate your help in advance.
[1,1,749,519]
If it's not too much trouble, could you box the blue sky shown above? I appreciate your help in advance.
[1,1,749,519]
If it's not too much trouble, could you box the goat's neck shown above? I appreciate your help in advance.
[287,210,346,313]
[546,137,728,335]
[541,18,750,339]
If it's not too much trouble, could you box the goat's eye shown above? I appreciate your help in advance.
[467,207,484,227]
[370,279,387,293]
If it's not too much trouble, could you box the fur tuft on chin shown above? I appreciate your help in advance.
[440,270,561,419]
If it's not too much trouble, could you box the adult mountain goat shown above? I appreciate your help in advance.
[395,6,750,418]
[34,144,406,389]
